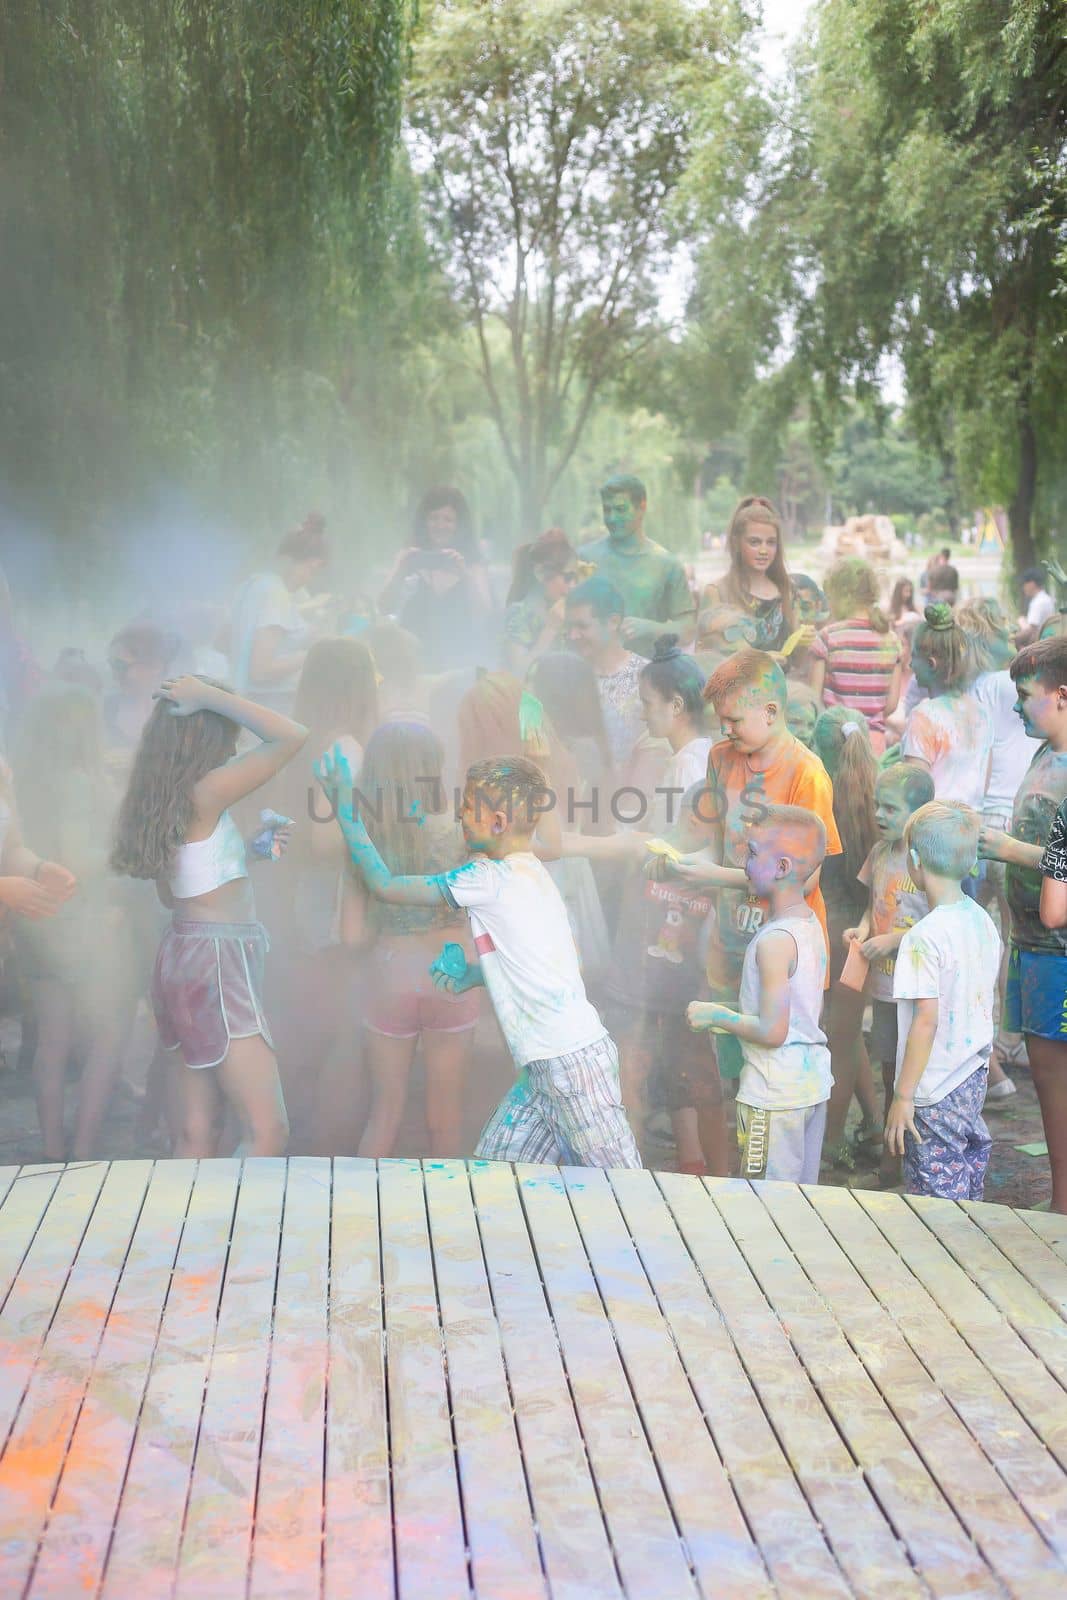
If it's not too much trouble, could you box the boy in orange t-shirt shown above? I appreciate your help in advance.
[656,648,842,1081]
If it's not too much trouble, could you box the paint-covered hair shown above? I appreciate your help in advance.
[704,647,787,710]
[905,800,980,879]
[506,527,577,605]
[875,759,935,814]
[599,473,647,506]
[912,604,974,691]
[956,596,1015,675]
[823,558,889,633]
[640,635,707,720]
[567,575,625,622]
[1010,635,1067,690]
[111,680,240,879]
[712,496,795,634]
[812,706,878,882]
[749,803,828,880]
[465,755,550,831]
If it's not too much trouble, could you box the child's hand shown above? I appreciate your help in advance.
[884,1095,921,1157]
[861,933,897,961]
[35,862,78,902]
[687,1000,735,1033]
[314,742,356,814]
[842,926,862,948]
[0,876,63,920]
[154,675,215,716]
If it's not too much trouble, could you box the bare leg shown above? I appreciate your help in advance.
[617,1035,652,1160]
[671,1107,705,1170]
[174,1058,223,1158]
[1027,1036,1067,1213]
[423,1028,473,1158]
[825,985,871,1149]
[71,1005,132,1160]
[358,1032,417,1158]
[30,981,74,1163]
[216,1034,290,1157]
[697,1103,731,1177]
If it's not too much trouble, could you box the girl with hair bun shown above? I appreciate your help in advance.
[229,511,331,708]
[502,528,582,674]
[638,635,711,832]
[901,604,993,810]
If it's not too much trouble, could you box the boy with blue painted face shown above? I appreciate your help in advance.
[978,636,1067,1212]
[316,746,640,1169]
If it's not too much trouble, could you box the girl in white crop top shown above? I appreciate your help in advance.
[112,675,307,1157]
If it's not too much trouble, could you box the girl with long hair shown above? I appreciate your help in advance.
[502,528,582,674]
[379,485,492,671]
[901,604,993,809]
[357,721,480,1157]
[700,496,798,653]
[111,677,307,1156]
[809,557,903,751]
[889,576,921,628]
[262,638,380,1149]
[637,636,711,832]
[812,706,884,1166]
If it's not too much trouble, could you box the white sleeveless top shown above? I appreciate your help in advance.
[737,910,831,1110]
[169,810,248,899]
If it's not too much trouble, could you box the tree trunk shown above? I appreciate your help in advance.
[1008,401,1038,573]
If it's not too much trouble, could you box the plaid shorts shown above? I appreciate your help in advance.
[152,919,273,1070]
[475,1034,641,1169]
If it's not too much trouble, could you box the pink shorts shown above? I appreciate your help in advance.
[152,920,273,1070]
[363,941,480,1039]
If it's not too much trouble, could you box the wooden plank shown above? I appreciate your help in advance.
[423,1160,548,1600]
[101,1159,242,1600]
[322,1158,393,1600]
[377,1157,469,1600]
[661,1174,919,1599]
[468,1161,623,1600]
[814,1187,1067,1575]
[1021,1207,1067,1267]
[0,1165,19,1210]
[515,1164,700,1600]
[611,1169,850,1600]
[898,1196,1067,1449]
[960,1199,1067,1321]
[562,1168,770,1600]
[0,1160,152,1597]
[174,1158,287,1599]
[27,1161,196,1600]
[0,1162,107,1455]
[0,1167,63,1313]
[763,1181,1046,1596]
[248,1157,332,1600]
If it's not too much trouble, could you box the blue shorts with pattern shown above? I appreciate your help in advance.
[903,1065,992,1201]
[474,1034,641,1169]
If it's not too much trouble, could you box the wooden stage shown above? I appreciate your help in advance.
[1,1160,1066,1599]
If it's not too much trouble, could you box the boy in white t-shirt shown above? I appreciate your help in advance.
[886,801,1000,1199]
[687,805,831,1183]
[317,747,639,1168]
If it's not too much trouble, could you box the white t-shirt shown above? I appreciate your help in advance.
[901,692,993,809]
[230,572,309,695]
[737,910,832,1111]
[441,851,607,1067]
[1026,590,1055,631]
[972,670,1035,816]
[650,736,713,832]
[893,898,1000,1105]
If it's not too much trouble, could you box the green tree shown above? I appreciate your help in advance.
[722,0,1067,568]
[406,0,762,534]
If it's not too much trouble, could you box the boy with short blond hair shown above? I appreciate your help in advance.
[688,805,831,1182]
[886,801,999,1199]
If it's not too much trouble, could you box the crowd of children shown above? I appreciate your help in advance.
[1,485,1066,1209]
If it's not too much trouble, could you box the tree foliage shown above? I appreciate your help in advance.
[407,0,763,534]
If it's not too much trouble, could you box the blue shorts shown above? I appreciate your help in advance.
[1004,946,1067,1041]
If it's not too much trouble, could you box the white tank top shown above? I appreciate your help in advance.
[737,910,831,1110]
[169,810,248,899]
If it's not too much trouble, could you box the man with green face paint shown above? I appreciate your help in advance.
[579,474,696,659]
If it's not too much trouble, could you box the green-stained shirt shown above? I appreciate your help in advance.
[578,535,695,657]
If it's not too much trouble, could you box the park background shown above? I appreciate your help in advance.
[2,0,1065,636]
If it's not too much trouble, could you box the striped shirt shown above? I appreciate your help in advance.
[810,617,901,730]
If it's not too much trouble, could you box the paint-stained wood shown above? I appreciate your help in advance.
[1,1162,1063,1600]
